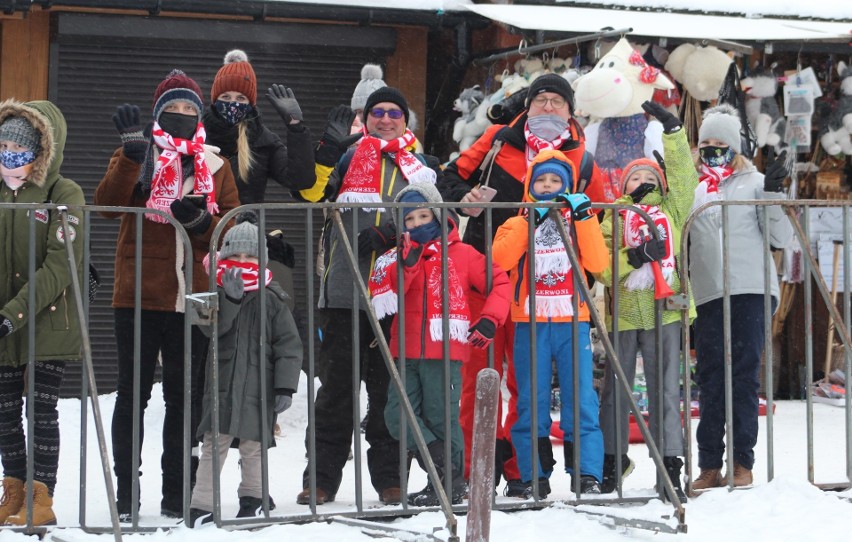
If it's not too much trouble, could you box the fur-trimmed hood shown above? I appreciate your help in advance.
[0,99,65,189]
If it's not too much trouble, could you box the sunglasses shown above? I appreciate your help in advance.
[369,108,405,120]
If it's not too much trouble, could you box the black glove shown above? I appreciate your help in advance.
[266,84,303,124]
[169,197,212,235]
[628,182,657,204]
[641,100,681,134]
[400,233,424,267]
[274,392,293,414]
[267,231,296,269]
[358,222,396,258]
[112,104,148,164]
[0,317,13,339]
[221,267,244,303]
[763,150,788,193]
[468,317,497,349]
[626,239,667,269]
[315,105,363,167]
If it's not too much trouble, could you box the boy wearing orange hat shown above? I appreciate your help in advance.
[595,101,697,502]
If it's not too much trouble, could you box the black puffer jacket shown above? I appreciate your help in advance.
[203,106,316,204]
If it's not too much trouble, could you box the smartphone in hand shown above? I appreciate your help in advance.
[465,185,498,217]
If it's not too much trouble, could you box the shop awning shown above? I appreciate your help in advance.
[465,4,852,42]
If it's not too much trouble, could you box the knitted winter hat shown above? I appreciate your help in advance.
[211,49,258,106]
[220,212,268,261]
[0,116,41,154]
[529,158,573,200]
[621,158,667,195]
[526,73,575,113]
[394,182,443,225]
[152,69,204,120]
[351,64,387,111]
[363,87,410,125]
[698,103,742,153]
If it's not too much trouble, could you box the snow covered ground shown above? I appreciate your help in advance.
[1,379,850,542]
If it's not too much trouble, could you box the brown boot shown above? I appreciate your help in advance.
[729,463,753,487]
[692,468,723,490]
[0,478,25,523]
[4,481,56,526]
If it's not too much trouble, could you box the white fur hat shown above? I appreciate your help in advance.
[351,64,387,111]
[698,104,742,153]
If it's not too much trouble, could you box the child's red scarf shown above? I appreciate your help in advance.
[147,122,217,224]
[369,241,470,344]
[526,209,576,318]
[215,259,272,292]
[621,205,675,290]
[336,128,436,212]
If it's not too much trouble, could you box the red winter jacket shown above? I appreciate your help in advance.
[371,220,510,363]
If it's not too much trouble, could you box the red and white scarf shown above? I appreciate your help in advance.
[369,242,471,343]
[524,124,572,164]
[621,206,675,291]
[146,121,218,224]
[526,209,576,318]
[693,163,732,215]
[336,128,436,212]
[215,258,272,292]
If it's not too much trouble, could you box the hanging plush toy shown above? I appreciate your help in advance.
[742,64,786,152]
[819,61,852,156]
[572,38,675,201]
[452,84,488,153]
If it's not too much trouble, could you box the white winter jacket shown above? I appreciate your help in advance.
[688,165,793,308]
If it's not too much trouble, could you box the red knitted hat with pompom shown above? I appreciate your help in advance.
[211,49,257,106]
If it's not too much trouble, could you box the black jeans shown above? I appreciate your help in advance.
[302,308,400,495]
[111,308,208,508]
[695,295,768,471]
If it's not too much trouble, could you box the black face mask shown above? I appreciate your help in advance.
[158,112,198,140]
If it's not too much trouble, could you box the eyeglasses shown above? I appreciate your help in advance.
[531,95,567,109]
[369,108,405,120]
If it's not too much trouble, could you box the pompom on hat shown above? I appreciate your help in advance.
[211,49,258,106]
[219,211,268,261]
[351,64,387,111]
[152,69,204,120]
[698,103,742,154]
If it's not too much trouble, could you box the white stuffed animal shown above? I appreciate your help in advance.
[572,38,675,201]
[452,85,487,152]
[665,43,732,102]
[741,65,785,151]
[820,61,852,156]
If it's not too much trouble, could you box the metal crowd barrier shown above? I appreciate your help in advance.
[13,198,852,537]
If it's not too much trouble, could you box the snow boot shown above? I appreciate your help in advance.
[519,478,551,499]
[236,495,276,517]
[4,481,56,526]
[600,453,635,494]
[692,467,723,490]
[579,475,602,494]
[0,477,24,523]
[409,440,465,506]
[662,456,687,503]
[187,507,213,528]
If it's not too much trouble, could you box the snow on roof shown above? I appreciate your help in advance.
[263,0,473,12]
[466,4,852,41]
[554,0,852,21]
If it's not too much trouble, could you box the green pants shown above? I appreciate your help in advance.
[384,358,464,472]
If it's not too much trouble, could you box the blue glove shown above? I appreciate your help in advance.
[562,193,594,221]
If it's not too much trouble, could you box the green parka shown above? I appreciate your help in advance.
[0,99,84,366]
[597,129,697,331]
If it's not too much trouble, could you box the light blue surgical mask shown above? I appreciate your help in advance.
[527,114,569,141]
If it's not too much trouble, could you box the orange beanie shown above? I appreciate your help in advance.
[211,49,257,105]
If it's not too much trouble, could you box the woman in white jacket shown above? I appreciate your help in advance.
[688,104,791,490]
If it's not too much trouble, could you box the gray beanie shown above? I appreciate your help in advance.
[220,212,268,261]
[394,182,444,225]
[351,64,387,111]
[698,104,742,153]
[0,117,41,154]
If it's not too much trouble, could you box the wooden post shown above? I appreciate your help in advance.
[0,10,50,101]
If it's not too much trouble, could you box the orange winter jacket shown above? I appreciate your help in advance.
[492,150,608,323]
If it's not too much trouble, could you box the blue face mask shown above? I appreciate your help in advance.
[0,149,36,169]
[214,100,253,126]
[408,220,442,244]
[699,145,735,167]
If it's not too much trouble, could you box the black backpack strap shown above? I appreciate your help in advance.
[576,150,594,194]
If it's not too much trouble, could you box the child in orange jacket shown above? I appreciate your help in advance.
[493,149,609,496]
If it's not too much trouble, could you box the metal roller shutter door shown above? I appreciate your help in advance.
[51,13,395,396]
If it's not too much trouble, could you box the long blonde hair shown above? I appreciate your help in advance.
[236,122,255,183]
